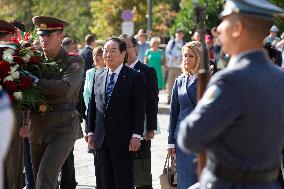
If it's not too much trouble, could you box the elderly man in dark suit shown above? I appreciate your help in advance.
[119,34,158,189]
[87,37,146,189]
[178,0,284,189]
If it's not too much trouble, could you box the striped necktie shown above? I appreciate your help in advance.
[106,73,116,104]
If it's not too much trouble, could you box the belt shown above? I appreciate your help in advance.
[48,104,77,112]
[206,160,279,184]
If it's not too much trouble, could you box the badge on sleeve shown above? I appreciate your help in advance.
[202,85,221,105]
[70,62,80,71]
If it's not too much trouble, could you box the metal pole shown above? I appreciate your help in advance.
[147,0,152,32]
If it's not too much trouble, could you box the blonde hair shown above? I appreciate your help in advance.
[181,41,202,75]
[150,37,161,47]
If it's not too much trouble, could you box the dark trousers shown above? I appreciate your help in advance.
[135,140,152,189]
[23,138,35,189]
[97,142,134,189]
[94,151,102,189]
[60,148,77,189]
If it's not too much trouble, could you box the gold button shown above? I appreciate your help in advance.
[39,23,47,30]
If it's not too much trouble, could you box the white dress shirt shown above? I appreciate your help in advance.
[128,59,139,69]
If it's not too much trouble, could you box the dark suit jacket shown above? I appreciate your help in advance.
[79,46,94,72]
[133,61,158,131]
[87,64,146,149]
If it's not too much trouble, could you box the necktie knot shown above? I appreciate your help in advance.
[109,73,115,82]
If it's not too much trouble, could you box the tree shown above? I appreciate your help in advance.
[152,3,176,41]
[89,0,178,40]
[0,0,93,43]
[153,0,181,12]
[172,0,225,41]
[0,0,34,30]
[268,0,284,33]
[31,0,93,42]
[89,0,148,39]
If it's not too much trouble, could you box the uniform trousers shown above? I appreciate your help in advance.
[167,67,182,103]
[97,141,134,189]
[200,168,282,189]
[60,148,77,189]
[30,137,75,189]
[135,140,152,189]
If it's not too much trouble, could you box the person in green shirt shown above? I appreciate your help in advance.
[144,37,165,90]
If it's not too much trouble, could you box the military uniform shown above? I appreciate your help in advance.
[0,20,24,189]
[177,1,284,189]
[29,16,85,189]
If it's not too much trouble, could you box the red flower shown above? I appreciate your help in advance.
[10,37,20,45]
[19,77,32,90]
[0,60,11,79]
[29,56,40,64]
[3,80,17,93]
[24,32,30,42]
[13,56,25,64]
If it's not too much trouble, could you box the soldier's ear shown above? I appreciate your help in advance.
[232,20,243,38]
[58,32,64,41]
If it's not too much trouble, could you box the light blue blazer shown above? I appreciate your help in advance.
[168,74,197,145]
[83,68,96,115]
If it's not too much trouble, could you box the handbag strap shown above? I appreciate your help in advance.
[163,154,171,170]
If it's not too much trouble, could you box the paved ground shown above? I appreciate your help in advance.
[74,90,170,189]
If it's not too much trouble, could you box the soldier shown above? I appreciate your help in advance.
[0,19,15,42]
[29,16,84,189]
[0,19,25,189]
[178,0,284,189]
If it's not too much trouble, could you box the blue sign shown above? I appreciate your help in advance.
[121,10,133,21]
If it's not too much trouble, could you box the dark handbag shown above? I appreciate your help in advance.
[133,150,152,187]
[159,154,177,189]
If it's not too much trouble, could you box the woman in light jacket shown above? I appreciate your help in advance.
[83,46,105,189]
[167,41,202,189]
[83,46,105,116]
